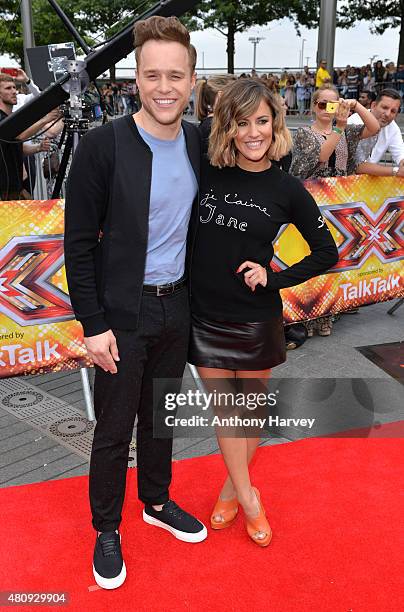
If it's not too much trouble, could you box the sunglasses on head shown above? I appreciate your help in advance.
[315,101,334,110]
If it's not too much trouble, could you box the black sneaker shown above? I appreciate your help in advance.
[143,500,207,543]
[92,531,126,589]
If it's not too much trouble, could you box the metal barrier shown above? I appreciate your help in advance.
[23,141,66,201]
[25,122,397,197]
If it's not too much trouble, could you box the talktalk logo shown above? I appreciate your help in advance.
[272,198,404,273]
[0,235,74,326]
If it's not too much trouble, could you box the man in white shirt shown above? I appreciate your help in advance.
[347,88,404,177]
[12,68,41,111]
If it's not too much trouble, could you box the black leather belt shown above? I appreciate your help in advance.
[142,277,187,296]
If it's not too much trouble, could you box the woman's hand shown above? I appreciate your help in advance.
[335,98,351,129]
[344,98,359,111]
[237,261,267,292]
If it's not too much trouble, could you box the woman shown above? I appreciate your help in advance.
[295,73,308,116]
[373,60,385,92]
[338,69,348,98]
[272,93,292,172]
[383,61,397,84]
[278,71,288,96]
[188,79,339,546]
[363,68,376,92]
[289,84,379,336]
[284,75,296,112]
[195,75,236,152]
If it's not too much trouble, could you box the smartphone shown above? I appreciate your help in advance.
[326,102,339,113]
[1,68,18,77]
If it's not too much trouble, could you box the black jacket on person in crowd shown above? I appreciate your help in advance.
[64,115,200,337]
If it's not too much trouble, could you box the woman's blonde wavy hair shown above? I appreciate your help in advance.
[209,78,293,168]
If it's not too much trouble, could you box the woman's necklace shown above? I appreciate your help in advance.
[311,123,332,136]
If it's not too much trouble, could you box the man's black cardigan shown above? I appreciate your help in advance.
[64,115,200,337]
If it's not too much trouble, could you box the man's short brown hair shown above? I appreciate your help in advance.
[133,16,196,72]
[0,74,14,85]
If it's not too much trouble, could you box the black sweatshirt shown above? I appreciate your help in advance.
[64,116,200,337]
[190,161,339,322]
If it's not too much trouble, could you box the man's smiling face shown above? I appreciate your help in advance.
[135,40,196,129]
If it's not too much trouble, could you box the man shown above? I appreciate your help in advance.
[357,90,376,110]
[348,88,404,176]
[346,66,360,99]
[394,63,404,110]
[13,68,41,111]
[315,59,331,89]
[64,16,206,591]
[0,74,56,200]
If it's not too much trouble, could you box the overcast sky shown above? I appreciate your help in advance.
[1,17,399,76]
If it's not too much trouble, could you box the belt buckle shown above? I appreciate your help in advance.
[156,283,174,296]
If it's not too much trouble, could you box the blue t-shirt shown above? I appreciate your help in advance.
[137,124,197,284]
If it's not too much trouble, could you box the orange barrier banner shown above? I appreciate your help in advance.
[0,175,403,376]
[279,175,403,322]
[0,199,90,378]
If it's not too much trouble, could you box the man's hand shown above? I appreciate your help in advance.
[398,159,404,169]
[396,165,404,177]
[84,330,120,374]
[45,108,62,124]
[14,68,29,84]
[38,137,51,152]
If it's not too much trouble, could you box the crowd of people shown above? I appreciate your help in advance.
[83,59,404,119]
[233,60,404,115]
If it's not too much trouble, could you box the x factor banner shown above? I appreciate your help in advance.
[0,199,91,378]
[279,175,403,323]
[0,175,403,377]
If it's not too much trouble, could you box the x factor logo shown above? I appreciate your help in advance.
[322,198,403,271]
[0,235,73,326]
[272,198,404,273]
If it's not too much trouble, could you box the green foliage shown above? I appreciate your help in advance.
[337,0,401,34]
[189,0,319,34]
[185,0,319,71]
[0,0,153,65]
[337,0,403,65]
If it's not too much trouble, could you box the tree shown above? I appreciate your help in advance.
[0,1,88,65]
[337,0,404,67]
[0,0,153,79]
[74,0,154,80]
[186,0,319,74]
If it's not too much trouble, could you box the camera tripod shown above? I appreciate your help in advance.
[51,59,90,199]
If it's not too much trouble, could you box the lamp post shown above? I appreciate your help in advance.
[300,38,306,68]
[21,0,35,78]
[248,36,265,70]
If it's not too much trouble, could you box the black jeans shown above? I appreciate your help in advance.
[89,286,190,532]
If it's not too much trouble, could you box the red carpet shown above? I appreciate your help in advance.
[1,424,403,611]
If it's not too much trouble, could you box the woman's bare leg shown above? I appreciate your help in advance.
[196,366,271,539]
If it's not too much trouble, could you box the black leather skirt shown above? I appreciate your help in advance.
[188,314,286,371]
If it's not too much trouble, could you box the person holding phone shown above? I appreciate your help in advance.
[290,84,379,180]
[289,84,379,336]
